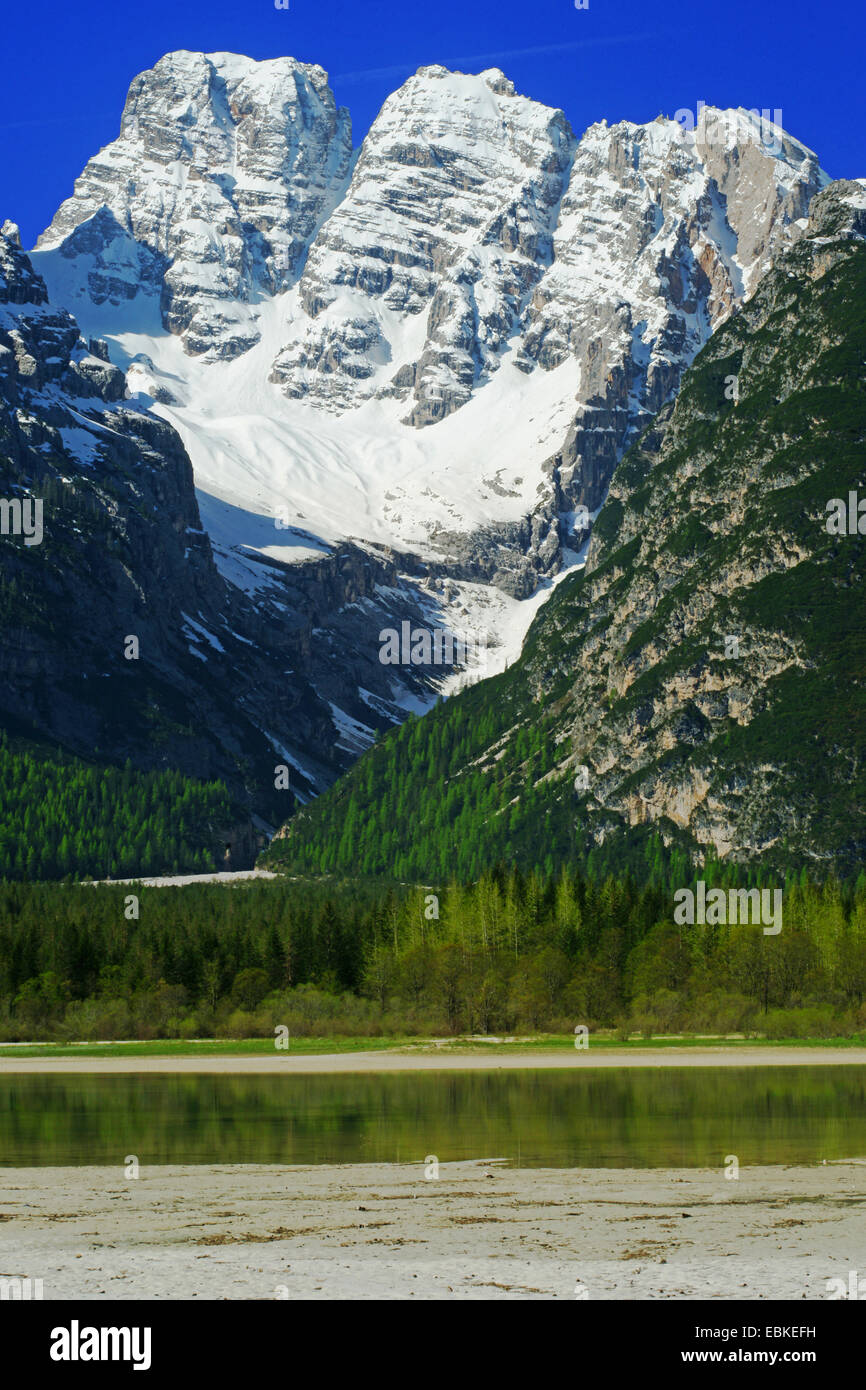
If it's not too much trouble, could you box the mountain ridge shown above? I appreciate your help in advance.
[32,54,831,586]
[263,181,866,880]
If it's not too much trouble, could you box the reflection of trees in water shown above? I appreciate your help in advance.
[1,1069,864,1168]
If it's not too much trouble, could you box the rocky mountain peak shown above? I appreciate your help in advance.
[528,102,829,523]
[1,223,49,306]
[271,64,575,419]
[37,50,353,358]
[804,177,866,241]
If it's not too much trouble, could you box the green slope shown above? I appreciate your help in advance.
[0,733,236,880]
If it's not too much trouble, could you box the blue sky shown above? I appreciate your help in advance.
[1,0,863,249]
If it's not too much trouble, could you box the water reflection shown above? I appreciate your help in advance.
[0,1067,864,1168]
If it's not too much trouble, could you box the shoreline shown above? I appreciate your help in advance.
[2,1159,862,1299]
[2,1045,866,1074]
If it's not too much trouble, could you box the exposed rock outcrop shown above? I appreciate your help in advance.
[37,51,353,359]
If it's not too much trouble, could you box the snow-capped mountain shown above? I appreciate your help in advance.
[39,52,353,361]
[24,52,835,778]
[270,65,574,423]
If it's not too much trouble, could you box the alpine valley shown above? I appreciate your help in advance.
[1,49,864,876]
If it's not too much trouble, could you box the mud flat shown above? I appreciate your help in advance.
[1,1159,863,1300]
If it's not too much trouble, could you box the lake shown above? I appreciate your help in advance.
[1,1067,864,1168]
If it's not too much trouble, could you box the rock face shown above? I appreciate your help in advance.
[0,226,452,823]
[271,85,827,446]
[265,183,866,878]
[553,184,866,868]
[270,65,574,419]
[530,106,828,515]
[37,51,353,359]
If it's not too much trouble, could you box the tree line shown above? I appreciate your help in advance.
[1,868,865,1041]
[0,735,235,880]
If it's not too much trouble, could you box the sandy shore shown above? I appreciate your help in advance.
[1,1159,863,1300]
[1,1046,866,1074]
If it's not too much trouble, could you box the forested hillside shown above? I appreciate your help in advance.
[0,736,235,880]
